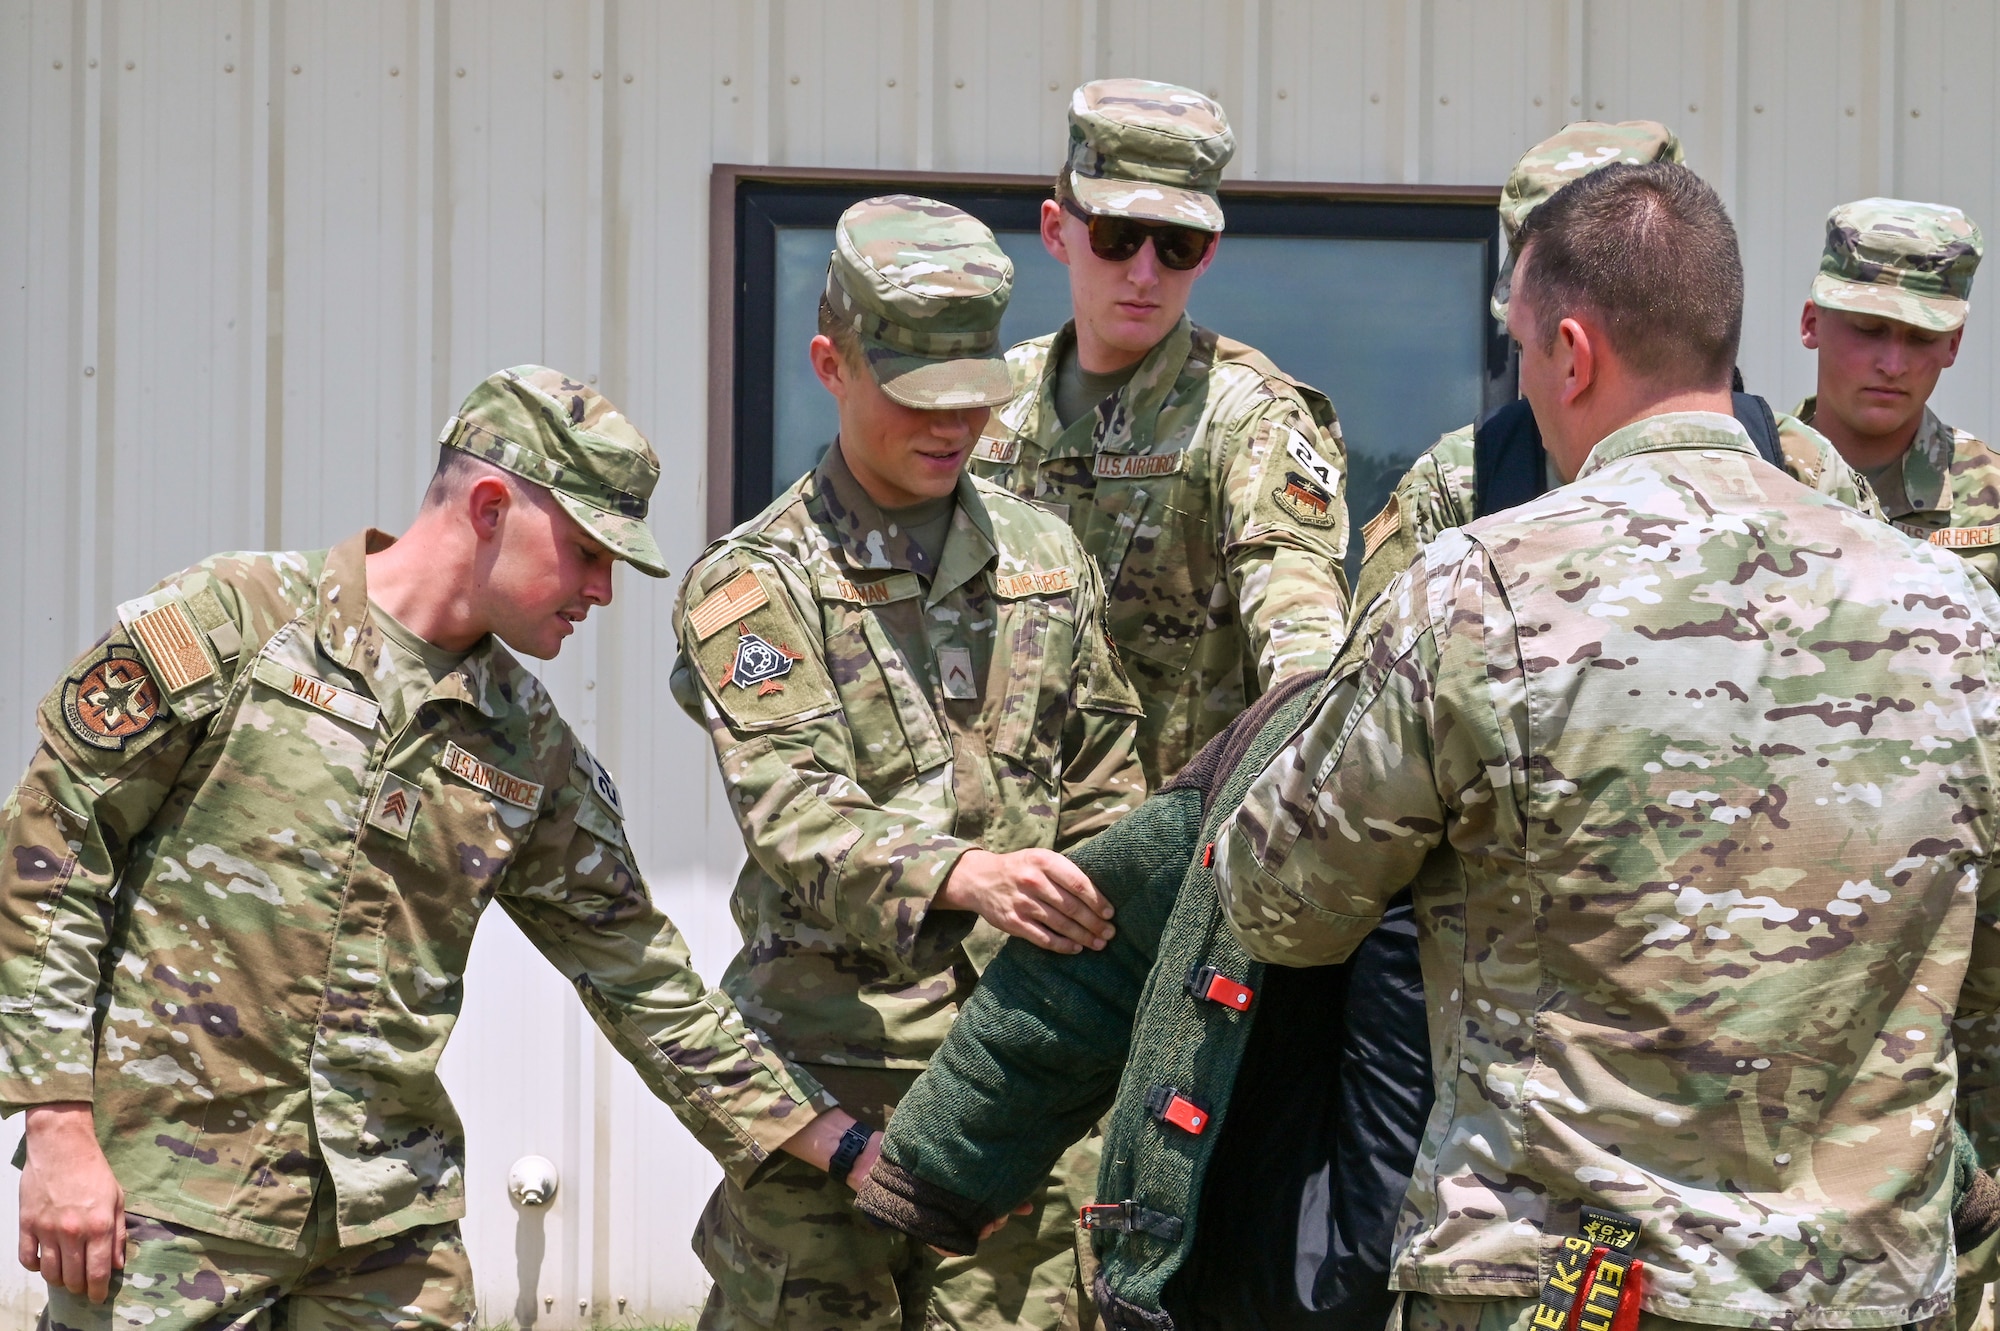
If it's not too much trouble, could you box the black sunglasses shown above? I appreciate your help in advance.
[1062,198,1216,271]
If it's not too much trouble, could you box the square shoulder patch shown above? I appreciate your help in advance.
[685,568,837,731]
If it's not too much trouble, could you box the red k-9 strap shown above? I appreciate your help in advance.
[1144,1084,1209,1135]
[1531,1208,1645,1331]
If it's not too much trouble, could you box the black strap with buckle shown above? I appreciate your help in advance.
[1080,1199,1184,1242]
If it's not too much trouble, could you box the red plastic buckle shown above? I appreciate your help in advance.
[1146,1084,1209,1135]
[1200,970,1252,1011]
[1161,1093,1208,1135]
[1079,1202,1129,1232]
[1186,964,1254,1012]
[1202,842,1215,867]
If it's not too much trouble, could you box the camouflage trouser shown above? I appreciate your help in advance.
[1406,1292,1955,1331]
[41,1193,473,1331]
[695,1066,1098,1331]
[1956,1223,2000,1331]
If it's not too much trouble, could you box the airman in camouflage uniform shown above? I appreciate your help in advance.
[1793,199,2000,1327]
[0,367,837,1331]
[1354,121,1879,614]
[1220,163,2000,1331]
[970,79,1350,786]
[1794,200,1995,590]
[672,197,1146,1331]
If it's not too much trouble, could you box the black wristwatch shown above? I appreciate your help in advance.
[828,1121,874,1182]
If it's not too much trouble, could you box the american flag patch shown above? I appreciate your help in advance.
[129,602,215,694]
[689,570,770,641]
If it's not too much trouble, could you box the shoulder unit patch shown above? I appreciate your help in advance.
[62,645,165,751]
[1272,470,1337,527]
[717,623,805,697]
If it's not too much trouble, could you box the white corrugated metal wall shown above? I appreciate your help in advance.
[1,1,1995,1325]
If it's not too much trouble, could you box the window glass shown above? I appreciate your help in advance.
[744,184,1498,578]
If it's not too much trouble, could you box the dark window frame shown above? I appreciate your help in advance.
[707,163,1503,538]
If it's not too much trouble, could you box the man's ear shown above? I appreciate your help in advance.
[1558,316,1596,407]
[809,334,849,399]
[466,475,511,542]
[1944,324,1965,369]
[1800,301,1822,350]
[1041,198,1071,266]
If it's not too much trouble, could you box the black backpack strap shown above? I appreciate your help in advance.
[1472,397,1548,519]
[1733,392,1785,470]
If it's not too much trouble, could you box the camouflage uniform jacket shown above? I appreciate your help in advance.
[1796,396,2000,593]
[0,532,829,1249]
[670,445,1147,1071]
[970,315,1350,784]
[1795,397,2000,1170]
[1351,410,1882,615]
[1216,412,2000,1327]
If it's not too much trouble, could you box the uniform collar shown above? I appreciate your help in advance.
[1575,410,1755,480]
[1034,315,1196,457]
[1793,394,1953,519]
[810,442,998,603]
[315,529,508,719]
[1897,406,1956,518]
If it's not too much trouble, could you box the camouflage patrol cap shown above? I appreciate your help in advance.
[825,194,1016,410]
[1492,120,1683,319]
[1811,197,1984,333]
[439,366,668,578]
[1063,79,1234,233]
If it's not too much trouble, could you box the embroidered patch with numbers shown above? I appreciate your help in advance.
[1932,525,2000,549]
[1283,426,1340,491]
[573,744,623,820]
[128,601,216,694]
[367,773,422,839]
[717,624,804,697]
[1093,451,1183,480]
[62,645,165,751]
[938,646,978,700]
[688,570,770,642]
[993,568,1076,599]
[972,436,1021,465]
[439,741,545,810]
[252,658,382,730]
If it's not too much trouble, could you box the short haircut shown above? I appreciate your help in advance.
[1512,162,1743,391]
[816,294,863,367]
[422,445,514,509]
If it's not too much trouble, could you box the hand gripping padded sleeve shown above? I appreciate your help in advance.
[855,788,1205,1245]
